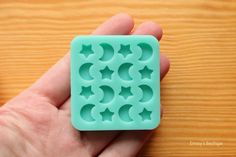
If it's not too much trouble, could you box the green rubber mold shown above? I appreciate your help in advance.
[71,35,160,131]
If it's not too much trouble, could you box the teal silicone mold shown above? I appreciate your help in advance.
[71,35,160,131]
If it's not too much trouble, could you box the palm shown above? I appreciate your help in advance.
[0,13,169,157]
[5,97,90,156]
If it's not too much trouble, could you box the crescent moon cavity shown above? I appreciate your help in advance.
[118,63,133,81]
[79,63,94,80]
[139,85,153,102]
[138,43,153,61]
[80,104,95,122]
[99,43,114,61]
[118,104,133,122]
[99,85,114,103]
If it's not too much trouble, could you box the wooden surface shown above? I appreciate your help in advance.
[0,0,236,156]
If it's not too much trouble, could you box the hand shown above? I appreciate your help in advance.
[0,13,170,157]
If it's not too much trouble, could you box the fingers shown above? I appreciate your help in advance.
[28,13,135,107]
[92,13,134,35]
[132,21,163,41]
[160,53,170,80]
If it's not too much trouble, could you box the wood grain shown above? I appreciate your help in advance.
[0,0,236,156]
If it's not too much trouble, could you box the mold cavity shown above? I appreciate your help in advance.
[118,44,132,58]
[139,108,152,121]
[79,63,94,80]
[139,66,153,79]
[80,104,95,122]
[80,86,94,99]
[138,43,153,61]
[99,85,114,104]
[99,43,114,61]
[119,86,132,99]
[100,66,114,80]
[80,44,94,58]
[118,104,133,122]
[118,63,133,81]
[139,85,153,102]
[100,108,114,121]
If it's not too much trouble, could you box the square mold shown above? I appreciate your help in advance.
[71,35,160,131]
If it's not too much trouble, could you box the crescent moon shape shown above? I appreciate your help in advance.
[99,85,114,103]
[118,104,133,122]
[118,63,133,81]
[139,85,153,102]
[99,43,114,61]
[80,104,95,122]
[79,63,94,80]
[138,43,153,61]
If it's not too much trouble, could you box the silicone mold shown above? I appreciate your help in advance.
[71,35,160,131]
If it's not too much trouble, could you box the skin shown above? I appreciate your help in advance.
[0,13,170,157]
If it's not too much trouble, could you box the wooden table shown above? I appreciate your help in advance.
[0,0,236,156]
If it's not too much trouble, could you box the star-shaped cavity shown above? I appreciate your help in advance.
[139,66,153,79]
[139,108,152,121]
[80,44,94,57]
[100,66,114,79]
[100,108,114,121]
[80,86,94,99]
[119,86,132,99]
[118,44,132,58]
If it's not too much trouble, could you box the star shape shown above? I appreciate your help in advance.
[119,86,132,99]
[118,44,132,58]
[139,66,153,79]
[100,66,114,79]
[100,108,114,121]
[139,108,152,121]
[80,86,94,99]
[80,44,94,57]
